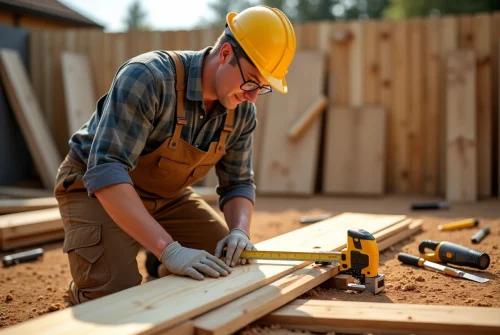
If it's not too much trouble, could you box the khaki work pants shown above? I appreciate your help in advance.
[54,155,229,304]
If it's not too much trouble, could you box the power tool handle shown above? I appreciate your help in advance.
[418,240,440,253]
[2,248,44,267]
[398,253,422,267]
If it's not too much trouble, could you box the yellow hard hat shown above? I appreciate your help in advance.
[225,5,296,94]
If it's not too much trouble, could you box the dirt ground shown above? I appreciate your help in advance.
[0,194,499,334]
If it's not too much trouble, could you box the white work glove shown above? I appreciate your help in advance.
[214,228,256,267]
[160,241,232,280]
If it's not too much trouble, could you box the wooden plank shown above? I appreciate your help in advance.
[446,49,477,202]
[252,90,270,180]
[287,95,327,142]
[473,14,493,198]
[408,18,424,194]
[0,208,63,251]
[29,30,44,111]
[378,20,393,194]
[88,29,106,102]
[259,299,500,335]
[323,105,386,195]
[362,20,380,105]
[376,219,422,251]
[1,230,64,251]
[61,51,97,135]
[391,19,410,193]
[0,187,53,198]
[494,14,500,198]
[348,21,363,106]
[193,218,419,335]
[439,16,459,196]
[257,51,325,195]
[0,49,63,190]
[424,17,440,196]
[0,213,406,335]
[50,30,69,156]
[329,22,350,105]
[0,197,58,214]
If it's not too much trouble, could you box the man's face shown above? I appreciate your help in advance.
[215,43,270,109]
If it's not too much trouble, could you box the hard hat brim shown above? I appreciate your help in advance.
[226,12,289,94]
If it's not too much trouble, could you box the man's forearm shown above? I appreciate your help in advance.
[94,183,174,258]
[221,197,253,235]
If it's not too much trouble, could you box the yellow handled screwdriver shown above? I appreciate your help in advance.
[437,218,479,231]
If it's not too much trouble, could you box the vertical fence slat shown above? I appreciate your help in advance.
[439,16,459,196]
[348,21,363,106]
[29,30,43,112]
[391,19,410,193]
[473,13,493,198]
[493,12,500,198]
[50,30,68,156]
[41,30,52,123]
[329,22,350,105]
[408,18,424,194]
[379,20,393,194]
[423,17,440,196]
[363,20,379,105]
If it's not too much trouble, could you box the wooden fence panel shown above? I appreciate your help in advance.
[25,13,499,197]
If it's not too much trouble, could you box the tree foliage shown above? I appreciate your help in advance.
[123,0,151,31]
[383,0,500,19]
[204,0,500,26]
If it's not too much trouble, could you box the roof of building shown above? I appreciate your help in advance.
[0,0,104,28]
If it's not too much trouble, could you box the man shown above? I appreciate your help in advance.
[54,5,296,305]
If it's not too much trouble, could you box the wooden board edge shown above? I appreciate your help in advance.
[258,299,500,335]
[192,218,416,335]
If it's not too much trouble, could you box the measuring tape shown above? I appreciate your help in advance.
[230,250,344,262]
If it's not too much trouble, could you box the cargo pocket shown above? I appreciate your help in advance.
[63,224,110,289]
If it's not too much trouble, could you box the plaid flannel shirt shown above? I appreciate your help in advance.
[68,47,257,210]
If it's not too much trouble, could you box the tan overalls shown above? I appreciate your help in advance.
[54,51,234,304]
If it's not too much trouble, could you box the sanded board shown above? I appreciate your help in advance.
[0,49,62,190]
[0,197,58,214]
[61,51,97,135]
[323,105,386,195]
[446,50,476,202]
[259,299,500,334]
[193,218,420,335]
[256,51,325,195]
[0,208,63,250]
[0,212,406,335]
[0,186,53,198]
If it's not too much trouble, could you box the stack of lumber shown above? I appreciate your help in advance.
[0,212,442,335]
[0,186,62,251]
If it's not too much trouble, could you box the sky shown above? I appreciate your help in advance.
[59,0,216,32]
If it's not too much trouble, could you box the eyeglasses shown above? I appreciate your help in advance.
[230,44,272,95]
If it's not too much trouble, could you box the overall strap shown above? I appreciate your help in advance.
[165,51,186,150]
[217,107,235,153]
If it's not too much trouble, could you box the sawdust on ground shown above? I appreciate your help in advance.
[0,195,499,334]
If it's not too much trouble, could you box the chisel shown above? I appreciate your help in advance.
[397,253,489,283]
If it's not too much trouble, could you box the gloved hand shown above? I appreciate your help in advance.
[214,228,256,267]
[160,241,232,280]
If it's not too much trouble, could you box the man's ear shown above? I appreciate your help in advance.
[219,43,232,64]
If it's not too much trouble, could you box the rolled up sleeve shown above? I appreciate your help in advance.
[216,105,257,210]
[83,62,159,197]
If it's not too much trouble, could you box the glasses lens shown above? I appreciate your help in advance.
[258,86,272,95]
[241,81,260,91]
